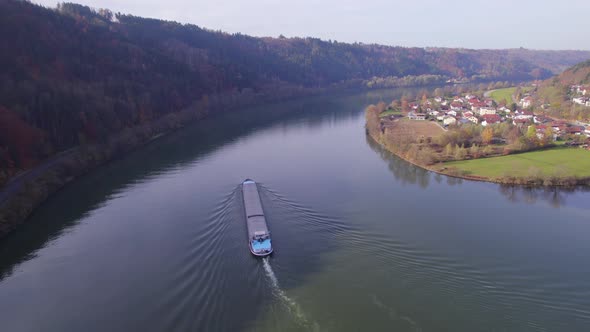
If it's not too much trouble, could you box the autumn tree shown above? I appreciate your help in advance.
[401,97,409,112]
[510,103,518,112]
[469,144,480,158]
[444,143,455,158]
[365,105,382,137]
[541,127,554,146]
[481,127,494,145]
[526,125,538,146]
[506,126,522,144]
[390,99,400,109]
[0,107,45,168]
[454,144,467,160]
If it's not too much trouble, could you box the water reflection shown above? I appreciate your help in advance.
[365,135,433,188]
[498,185,590,208]
[365,133,590,209]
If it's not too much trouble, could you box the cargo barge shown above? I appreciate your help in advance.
[242,179,273,256]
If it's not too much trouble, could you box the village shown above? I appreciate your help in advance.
[400,88,590,145]
[366,85,590,186]
[571,84,590,107]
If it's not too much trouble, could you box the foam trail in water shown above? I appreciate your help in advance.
[370,294,422,332]
[262,257,319,331]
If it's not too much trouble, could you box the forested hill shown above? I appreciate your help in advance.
[1,0,590,181]
[535,60,590,120]
[552,60,590,86]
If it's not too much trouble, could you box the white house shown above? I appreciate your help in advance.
[574,85,588,95]
[573,97,589,106]
[408,112,426,121]
[467,116,479,124]
[514,110,534,120]
[447,110,458,117]
[478,107,497,116]
[443,116,457,126]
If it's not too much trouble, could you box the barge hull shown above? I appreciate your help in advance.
[242,179,273,256]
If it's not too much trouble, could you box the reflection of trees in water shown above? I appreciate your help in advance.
[365,133,589,209]
[498,185,590,208]
[434,173,443,184]
[446,175,463,186]
[365,135,431,188]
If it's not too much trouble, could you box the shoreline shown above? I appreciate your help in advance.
[0,85,338,239]
[366,130,590,188]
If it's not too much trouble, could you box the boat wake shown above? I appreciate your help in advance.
[370,294,422,332]
[262,257,319,331]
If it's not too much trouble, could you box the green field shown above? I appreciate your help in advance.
[379,109,403,117]
[444,148,590,179]
[489,87,516,104]
[489,86,534,105]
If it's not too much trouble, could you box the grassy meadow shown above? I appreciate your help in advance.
[444,148,590,179]
[489,87,516,104]
[379,109,403,117]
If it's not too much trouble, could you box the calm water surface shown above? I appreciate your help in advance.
[1,90,589,331]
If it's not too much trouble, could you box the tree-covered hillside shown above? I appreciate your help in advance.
[536,60,590,120]
[1,0,590,181]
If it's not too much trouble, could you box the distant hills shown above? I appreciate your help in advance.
[535,60,590,120]
[1,0,590,177]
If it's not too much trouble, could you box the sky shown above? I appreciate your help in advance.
[35,0,590,50]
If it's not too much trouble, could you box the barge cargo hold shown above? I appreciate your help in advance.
[242,179,273,256]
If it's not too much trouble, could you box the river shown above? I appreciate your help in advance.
[0,89,589,331]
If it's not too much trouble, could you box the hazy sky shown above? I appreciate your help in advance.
[35,0,590,50]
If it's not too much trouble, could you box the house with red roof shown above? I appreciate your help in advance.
[513,118,530,126]
[450,102,463,111]
[482,114,501,126]
[566,126,584,135]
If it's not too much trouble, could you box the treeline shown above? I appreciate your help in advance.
[2,0,590,184]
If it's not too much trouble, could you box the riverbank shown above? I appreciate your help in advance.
[365,115,590,188]
[367,127,590,187]
[0,85,339,239]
